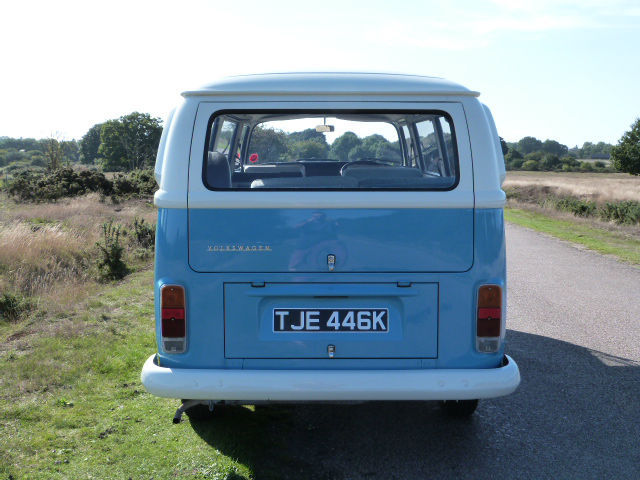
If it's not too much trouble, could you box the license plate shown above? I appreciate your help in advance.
[273,308,389,332]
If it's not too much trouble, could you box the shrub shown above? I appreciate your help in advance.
[507,158,524,170]
[540,154,561,171]
[96,221,129,281]
[554,197,596,217]
[0,292,31,322]
[112,169,156,197]
[524,151,544,161]
[6,167,156,202]
[7,167,113,201]
[599,201,640,225]
[131,217,155,249]
[521,159,539,171]
[579,161,594,172]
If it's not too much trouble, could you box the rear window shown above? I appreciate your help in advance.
[203,111,459,191]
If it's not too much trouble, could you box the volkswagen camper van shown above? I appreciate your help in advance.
[141,73,520,420]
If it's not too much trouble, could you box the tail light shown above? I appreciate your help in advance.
[161,285,186,353]
[476,285,502,353]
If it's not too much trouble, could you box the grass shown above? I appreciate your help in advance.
[0,269,334,480]
[0,192,155,318]
[0,270,250,479]
[504,171,640,203]
[505,207,640,264]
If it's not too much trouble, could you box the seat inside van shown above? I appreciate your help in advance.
[250,176,359,189]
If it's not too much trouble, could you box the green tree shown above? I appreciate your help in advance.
[541,139,568,157]
[248,126,289,162]
[517,136,543,155]
[43,137,63,171]
[499,137,509,155]
[61,140,80,164]
[329,132,361,161]
[290,138,328,159]
[524,151,544,161]
[611,119,640,175]
[540,154,561,171]
[80,123,103,164]
[99,112,162,171]
[287,128,328,144]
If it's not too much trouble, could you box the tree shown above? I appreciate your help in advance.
[540,154,561,171]
[499,137,509,155]
[505,149,523,161]
[43,136,63,170]
[541,139,568,157]
[61,140,80,164]
[329,132,361,161]
[521,159,539,171]
[80,123,103,164]
[611,119,640,175]
[290,138,329,159]
[248,126,289,162]
[287,128,328,144]
[516,136,543,155]
[99,112,162,171]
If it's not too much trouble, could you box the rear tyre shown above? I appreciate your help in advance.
[440,399,479,417]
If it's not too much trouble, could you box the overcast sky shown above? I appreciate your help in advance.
[1,0,639,146]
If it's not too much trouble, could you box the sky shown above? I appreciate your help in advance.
[1,0,639,147]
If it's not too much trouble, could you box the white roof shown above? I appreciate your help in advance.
[182,72,479,97]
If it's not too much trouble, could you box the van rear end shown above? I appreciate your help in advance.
[141,73,520,418]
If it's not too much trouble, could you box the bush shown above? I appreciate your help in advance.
[524,151,544,161]
[553,197,596,217]
[96,221,129,281]
[7,167,113,201]
[0,292,31,322]
[521,159,539,171]
[540,154,561,171]
[507,158,524,170]
[131,217,155,249]
[579,161,594,172]
[6,167,156,202]
[113,169,157,197]
[599,201,640,225]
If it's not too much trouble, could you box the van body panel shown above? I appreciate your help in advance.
[224,282,439,358]
[154,207,506,370]
[188,208,473,273]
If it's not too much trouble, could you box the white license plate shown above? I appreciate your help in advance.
[273,308,389,332]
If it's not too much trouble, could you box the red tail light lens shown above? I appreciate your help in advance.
[476,285,502,353]
[161,285,186,353]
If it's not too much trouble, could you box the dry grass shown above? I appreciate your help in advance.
[504,171,640,203]
[0,192,155,318]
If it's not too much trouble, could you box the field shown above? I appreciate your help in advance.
[0,193,155,316]
[504,171,640,202]
[1,171,639,478]
[504,171,640,264]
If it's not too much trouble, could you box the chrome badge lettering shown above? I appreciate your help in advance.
[207,244,272,252]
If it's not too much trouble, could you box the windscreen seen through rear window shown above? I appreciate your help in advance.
[203,112,459,190]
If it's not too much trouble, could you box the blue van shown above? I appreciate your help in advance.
[141,73,520,420]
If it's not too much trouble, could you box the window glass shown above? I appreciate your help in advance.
[234,124,248,171]
[204,112,458,191]
[212,119,237,161]
[402,125,418,168]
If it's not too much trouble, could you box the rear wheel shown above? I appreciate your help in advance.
[440,399,479,417]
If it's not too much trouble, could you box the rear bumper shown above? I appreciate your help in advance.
[141,354,520,401]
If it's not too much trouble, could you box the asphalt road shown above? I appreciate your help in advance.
[194,223,640,479]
